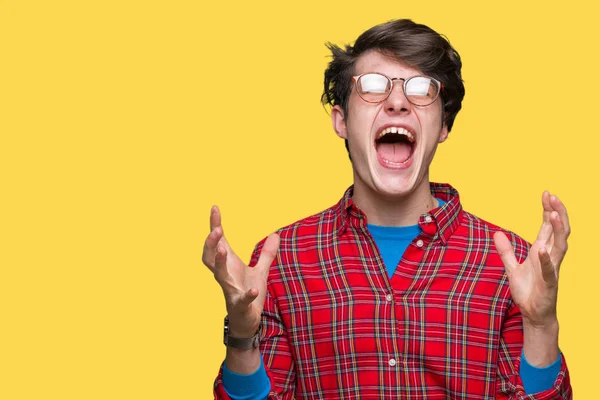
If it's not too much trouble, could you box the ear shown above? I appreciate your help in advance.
[331,105,347,139]
[438,123,449,143]
[438,113,449,143]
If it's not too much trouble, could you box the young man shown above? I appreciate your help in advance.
[203,19,572,399]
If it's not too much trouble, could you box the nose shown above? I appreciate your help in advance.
[383,79,411,114]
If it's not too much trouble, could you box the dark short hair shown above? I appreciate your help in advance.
[322,19,465,132]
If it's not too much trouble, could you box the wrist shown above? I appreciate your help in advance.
[228,320,261,338]
[522,318,559,367]
[225,308,261,338]
[522,316,558,333]
[224,315,261,350]
[223,315,262,374]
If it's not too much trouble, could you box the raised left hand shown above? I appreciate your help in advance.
[493,191,570,327]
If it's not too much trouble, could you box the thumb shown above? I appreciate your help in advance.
[256,233,280,276]
[493,231,518,273]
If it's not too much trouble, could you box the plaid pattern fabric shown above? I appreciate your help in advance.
[214,183,572,399]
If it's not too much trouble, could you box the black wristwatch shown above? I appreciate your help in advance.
[223,316,260,349]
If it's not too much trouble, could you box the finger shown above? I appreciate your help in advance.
[255,233,281,277]
[535,220,553,245]
[538,246,558,284]
[209,205,234,251]
[541,191,552,223]
[240,287,259,306]
[201,226,224,270]
[549,211,568,262]
[210,205,222,232]
[536,191,554,245]
[493,231,518,273]
[549,195,571,238]
[213,245,231,284]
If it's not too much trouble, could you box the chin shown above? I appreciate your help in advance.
[379,151,430,190]
[371,175,419,198]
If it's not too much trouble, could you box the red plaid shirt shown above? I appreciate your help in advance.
[214,183,572,399]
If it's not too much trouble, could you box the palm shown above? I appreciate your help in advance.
[218,238,268,313]
[493,192,570,326]
[505,240,557,323]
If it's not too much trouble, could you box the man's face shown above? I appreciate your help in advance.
[332,50,449,199]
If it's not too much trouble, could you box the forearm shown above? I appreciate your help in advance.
[522,317,559,367]
[226,347,263,374]
[496,301,571,398]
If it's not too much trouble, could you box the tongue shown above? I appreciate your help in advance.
[377,142,412,163]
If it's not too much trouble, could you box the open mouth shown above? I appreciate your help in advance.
[375,127,415,166]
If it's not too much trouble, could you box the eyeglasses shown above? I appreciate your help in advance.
[352,73,443,106]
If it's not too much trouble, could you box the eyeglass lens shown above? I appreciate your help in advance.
[357,73,439,105]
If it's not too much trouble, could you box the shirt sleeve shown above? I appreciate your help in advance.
[222,357,270,400]
[213,240,297,400]
[520,349,562,394]
[495,301,572,399]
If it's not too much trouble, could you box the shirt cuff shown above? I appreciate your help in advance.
[222,357,271,400]
[520,349,562,394]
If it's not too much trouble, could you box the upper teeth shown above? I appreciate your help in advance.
[377,127,415,142]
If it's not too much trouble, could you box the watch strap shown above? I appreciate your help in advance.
[223,316,260,349]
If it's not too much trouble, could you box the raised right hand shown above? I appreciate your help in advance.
[202,205,280,338]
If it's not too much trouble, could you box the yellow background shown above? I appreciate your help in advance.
[1,0,597,398]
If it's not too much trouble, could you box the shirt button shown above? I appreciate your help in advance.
[416,239,424,247]
[388,358,397,367]
[385,294,393,302]
[424,215,432,223]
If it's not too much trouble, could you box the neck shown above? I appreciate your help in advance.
[352,180,437,227]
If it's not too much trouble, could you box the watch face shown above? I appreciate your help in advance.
[223,316,230,345]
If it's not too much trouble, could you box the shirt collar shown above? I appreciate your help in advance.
[334,183,463,245]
